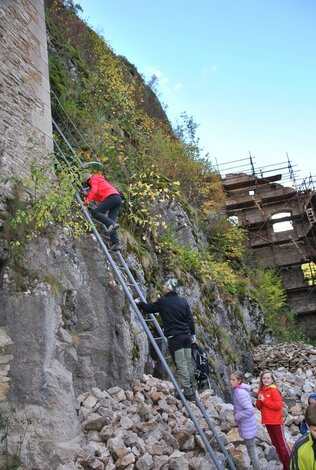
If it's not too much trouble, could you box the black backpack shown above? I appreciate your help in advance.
[191,343,210,382]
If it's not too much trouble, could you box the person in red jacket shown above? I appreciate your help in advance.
[256,369,291,470]
[82,172,122,251]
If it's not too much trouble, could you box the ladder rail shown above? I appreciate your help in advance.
[116,253,168,347]
[76,196,224,469]
[53,118,84,167]
[116,253,235,469]
[51,89,100,161]
[52,116,236,470]
[195,392,236,469]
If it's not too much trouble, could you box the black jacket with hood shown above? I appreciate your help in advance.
[138,291,195,338]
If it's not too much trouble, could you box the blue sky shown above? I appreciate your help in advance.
[78,1,316,185]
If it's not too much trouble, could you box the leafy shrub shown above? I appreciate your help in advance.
[209,218,247,262]
[159,236,237,289]
[248,266,304,340]
[125,166,180,240]
[6,161,89,249]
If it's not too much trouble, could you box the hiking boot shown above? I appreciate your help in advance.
[105,223,119,234]
[110,243,121,252]
[183,387,195,402]
[174,391,183,400]
[184,392,195,402]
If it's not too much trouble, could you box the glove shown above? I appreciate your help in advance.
[191,334,197,343]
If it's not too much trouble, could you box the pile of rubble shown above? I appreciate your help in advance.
[252,341,316,373]
[58,343,316,470]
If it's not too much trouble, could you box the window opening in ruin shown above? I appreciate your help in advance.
[301,262,316,286]
[228,216,239,226]
[249,190,255,196]
[271,212,293,232]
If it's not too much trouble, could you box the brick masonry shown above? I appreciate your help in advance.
[0,0,53,186]
[0,0,52,400]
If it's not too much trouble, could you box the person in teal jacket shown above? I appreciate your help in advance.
[290,403,316,470]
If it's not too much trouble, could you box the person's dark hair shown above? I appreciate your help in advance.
[231,370,244,383]
[305,403,316,426]
[259,369,276,389]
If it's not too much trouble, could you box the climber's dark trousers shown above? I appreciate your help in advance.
[90,194,122,245]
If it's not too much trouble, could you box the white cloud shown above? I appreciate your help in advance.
[144,66,182,95]
[201,64,218,76]
[144,66,169,84]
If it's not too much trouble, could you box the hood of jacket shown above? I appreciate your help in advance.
[238,383,251,392]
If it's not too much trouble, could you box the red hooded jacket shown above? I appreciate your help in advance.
[256,384,283,425]
[84,174,119,203]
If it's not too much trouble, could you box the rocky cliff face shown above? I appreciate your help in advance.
[0,201,267,467]
[0,227,149,466]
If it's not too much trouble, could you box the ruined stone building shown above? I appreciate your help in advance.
[223,171,316,339]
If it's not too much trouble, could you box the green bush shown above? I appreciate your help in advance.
[7,162,89,248]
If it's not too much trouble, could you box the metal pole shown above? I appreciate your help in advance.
[195,392,236,469]
[116,253,168,347]
[53,119,84,167]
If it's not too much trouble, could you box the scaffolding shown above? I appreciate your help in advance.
[216,152,308,187]
[220,153,316,334]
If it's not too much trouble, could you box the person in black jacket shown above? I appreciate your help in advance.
[137,278,197,401]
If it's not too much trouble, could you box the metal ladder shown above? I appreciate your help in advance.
[108,248,236,469]
[51,109,236,470]
[77,195,235,470]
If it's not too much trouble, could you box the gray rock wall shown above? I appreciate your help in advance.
[0,230,149,467]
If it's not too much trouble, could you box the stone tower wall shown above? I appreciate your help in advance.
[0,0,52,401]
[0,0,52,186]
